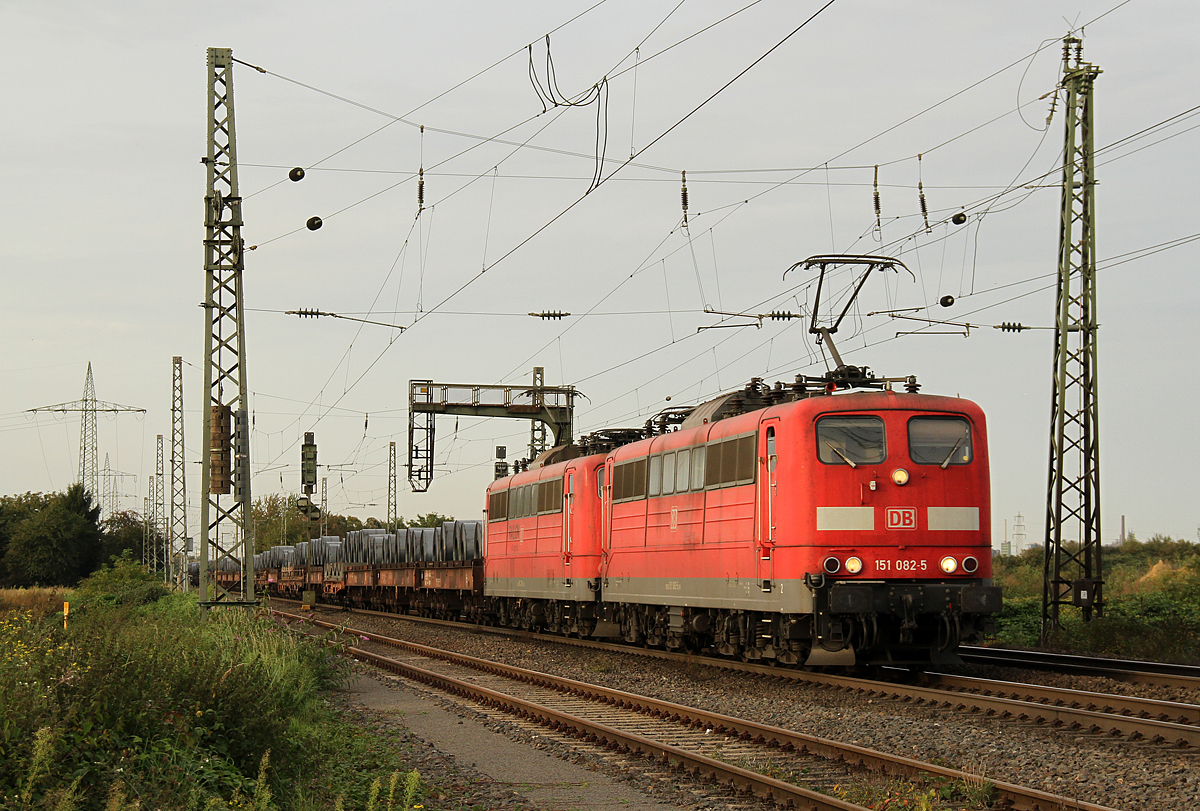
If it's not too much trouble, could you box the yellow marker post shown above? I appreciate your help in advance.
[63,601,69,630]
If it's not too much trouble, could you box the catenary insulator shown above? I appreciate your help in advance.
[999,321,1027,332]
[873,165,881,231]
[917,154,930,232]
[681,171,689,225]
[418,168,425,210]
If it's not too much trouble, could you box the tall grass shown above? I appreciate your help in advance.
[0,587,69,618]
[0,561,421,810]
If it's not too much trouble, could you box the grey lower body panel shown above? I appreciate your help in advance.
[599,576,815,614]
[486,576,596,602]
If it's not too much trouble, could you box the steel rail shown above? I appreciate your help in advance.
[347,644,867,811]
[919,671,1200,726]
[960,647,1200,691]
[277,610,1121,811]
[273,600,1200,747]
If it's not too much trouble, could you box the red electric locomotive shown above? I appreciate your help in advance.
[482,256,1001,666]
[483,382,1000,666]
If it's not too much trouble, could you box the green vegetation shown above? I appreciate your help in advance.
[990,532,1200,663]
[0,486,105,588]
[0,562,428,810]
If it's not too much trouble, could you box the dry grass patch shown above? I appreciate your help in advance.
[0,587,69,617]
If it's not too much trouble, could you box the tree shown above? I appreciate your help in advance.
[407,513,454,528]
[320,512,362,537]
[0,492,52,585]
[1,484,104,587]
[101,509,149,563]
[250,494,309,553]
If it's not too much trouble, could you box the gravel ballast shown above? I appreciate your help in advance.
[310,608,1199,810]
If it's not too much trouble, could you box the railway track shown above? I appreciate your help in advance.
[278,608,1120,811]
[275,600,1200,750]
[959,647,1200,691]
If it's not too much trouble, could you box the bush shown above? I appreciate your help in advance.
[0,575,421,810]
[70,554,168,609]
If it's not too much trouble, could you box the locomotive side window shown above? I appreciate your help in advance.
[597,465,606,499]
[735,435,756,483]
[648,455,662,497]
[908,417,973,466]
[488,489,508,522]
[691,445,706,490]
[816,416,886,465]
[676,448,691,492]
[613,458,648,502]
[705,434,758,488]
[706,441,723,487]
[537,477,564,514]
[661,452,676,495]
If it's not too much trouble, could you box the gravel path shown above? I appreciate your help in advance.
[312,609,1200,810]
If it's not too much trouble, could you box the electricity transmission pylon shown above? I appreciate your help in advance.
[101,453,136,520]
[199,47,254,606]
[28,363,144,504]
[1043,36,1103,637]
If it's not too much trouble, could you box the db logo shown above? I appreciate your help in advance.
[886,507,917,530]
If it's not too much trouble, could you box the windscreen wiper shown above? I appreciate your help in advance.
[824,441,857,468]
[940,434,967,469]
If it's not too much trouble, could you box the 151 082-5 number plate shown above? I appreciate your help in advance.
[875,559,927,572]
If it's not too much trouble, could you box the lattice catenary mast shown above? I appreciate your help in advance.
[156,435,167,577]
[171,356,189,586]
[200,47,254,606]
[1043,36,1103,635]
[388,441,398,531]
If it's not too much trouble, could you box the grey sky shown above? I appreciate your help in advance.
[2,0,1196,549]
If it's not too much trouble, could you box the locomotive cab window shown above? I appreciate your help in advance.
[816,416,886,466]
[908,416,973,466]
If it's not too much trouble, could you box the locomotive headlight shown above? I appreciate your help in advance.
[822,556,841,574]
[939,556,959,574]
[845,556,863,574]
[962,556,979,574]
[892,468,910,485]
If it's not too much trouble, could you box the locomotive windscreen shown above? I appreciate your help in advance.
[816,416,886,465]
